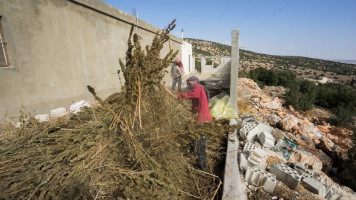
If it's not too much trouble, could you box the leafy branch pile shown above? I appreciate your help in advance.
[0,20,230,199]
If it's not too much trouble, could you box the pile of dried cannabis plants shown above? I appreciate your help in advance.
[0,20,230,199]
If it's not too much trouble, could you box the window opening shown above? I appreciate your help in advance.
[0,16,9,67]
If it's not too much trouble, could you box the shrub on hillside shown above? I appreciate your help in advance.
[332,105,354,126]
[285,80,316,110]
[247,67,296,88]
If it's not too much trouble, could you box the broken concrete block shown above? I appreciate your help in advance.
[239,153,252,170]
[294,162,315,179]
[302,177,326,197]
[262,171,277,193]
[50,107,67,118]
[240,117,256,127]
[258,122,274,134]
[285,171,303,189]
[269,164,302,189]
[243,142,256,154]
[248,148,268,168]
[35,114,50,123]
[244,167,277,193]
[325,189,342,200]
[240,122,260,141]
[239,152,266,171]
[259,131,275,147]
[245,167,264,186]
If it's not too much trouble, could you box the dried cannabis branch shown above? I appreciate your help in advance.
[119,19,178,103]
[113,20,178,131]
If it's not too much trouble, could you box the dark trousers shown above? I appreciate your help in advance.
[172,76,182,92]
[194,136,207,171]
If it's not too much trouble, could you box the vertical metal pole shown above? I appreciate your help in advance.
[230,30,239,115]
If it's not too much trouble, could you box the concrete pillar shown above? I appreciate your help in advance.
[201,57,206,74]
[222,119,248,200]
[192,57,196,73]
[230,30,239,114]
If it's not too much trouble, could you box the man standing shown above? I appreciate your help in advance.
[176,76,212,124]
[170,58,184,92]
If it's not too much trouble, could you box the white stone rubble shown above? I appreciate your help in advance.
[35,114,50,122]
[259,131,275,147]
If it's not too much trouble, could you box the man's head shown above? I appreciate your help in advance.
[174,58,183,66]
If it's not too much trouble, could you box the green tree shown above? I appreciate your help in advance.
[276,71,296,87]
[285,80,316,110]
[333,105,354,126]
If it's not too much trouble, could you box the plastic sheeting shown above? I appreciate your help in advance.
[210,95,238,119]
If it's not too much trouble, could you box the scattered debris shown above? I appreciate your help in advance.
[69,100,91,114]
[35,114,50,122]
[49,107,67,118]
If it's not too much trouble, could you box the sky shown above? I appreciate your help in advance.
[102,0,356,61]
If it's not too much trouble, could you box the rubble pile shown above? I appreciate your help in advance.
[238,78,353,158]
[237,78,356,199]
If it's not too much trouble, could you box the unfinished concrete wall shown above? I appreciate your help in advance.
[0,0,181,121]
[197,56,231,75]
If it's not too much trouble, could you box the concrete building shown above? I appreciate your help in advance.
[193,56,231,75]
[318,77,328,84]
[0,0,183,121]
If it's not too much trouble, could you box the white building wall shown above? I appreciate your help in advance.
[199,57,231,75]
[318,77,328,84]
[181,41,193,74]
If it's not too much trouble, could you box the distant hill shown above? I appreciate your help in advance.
[185,38,356,83]
[330,60,356,64]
